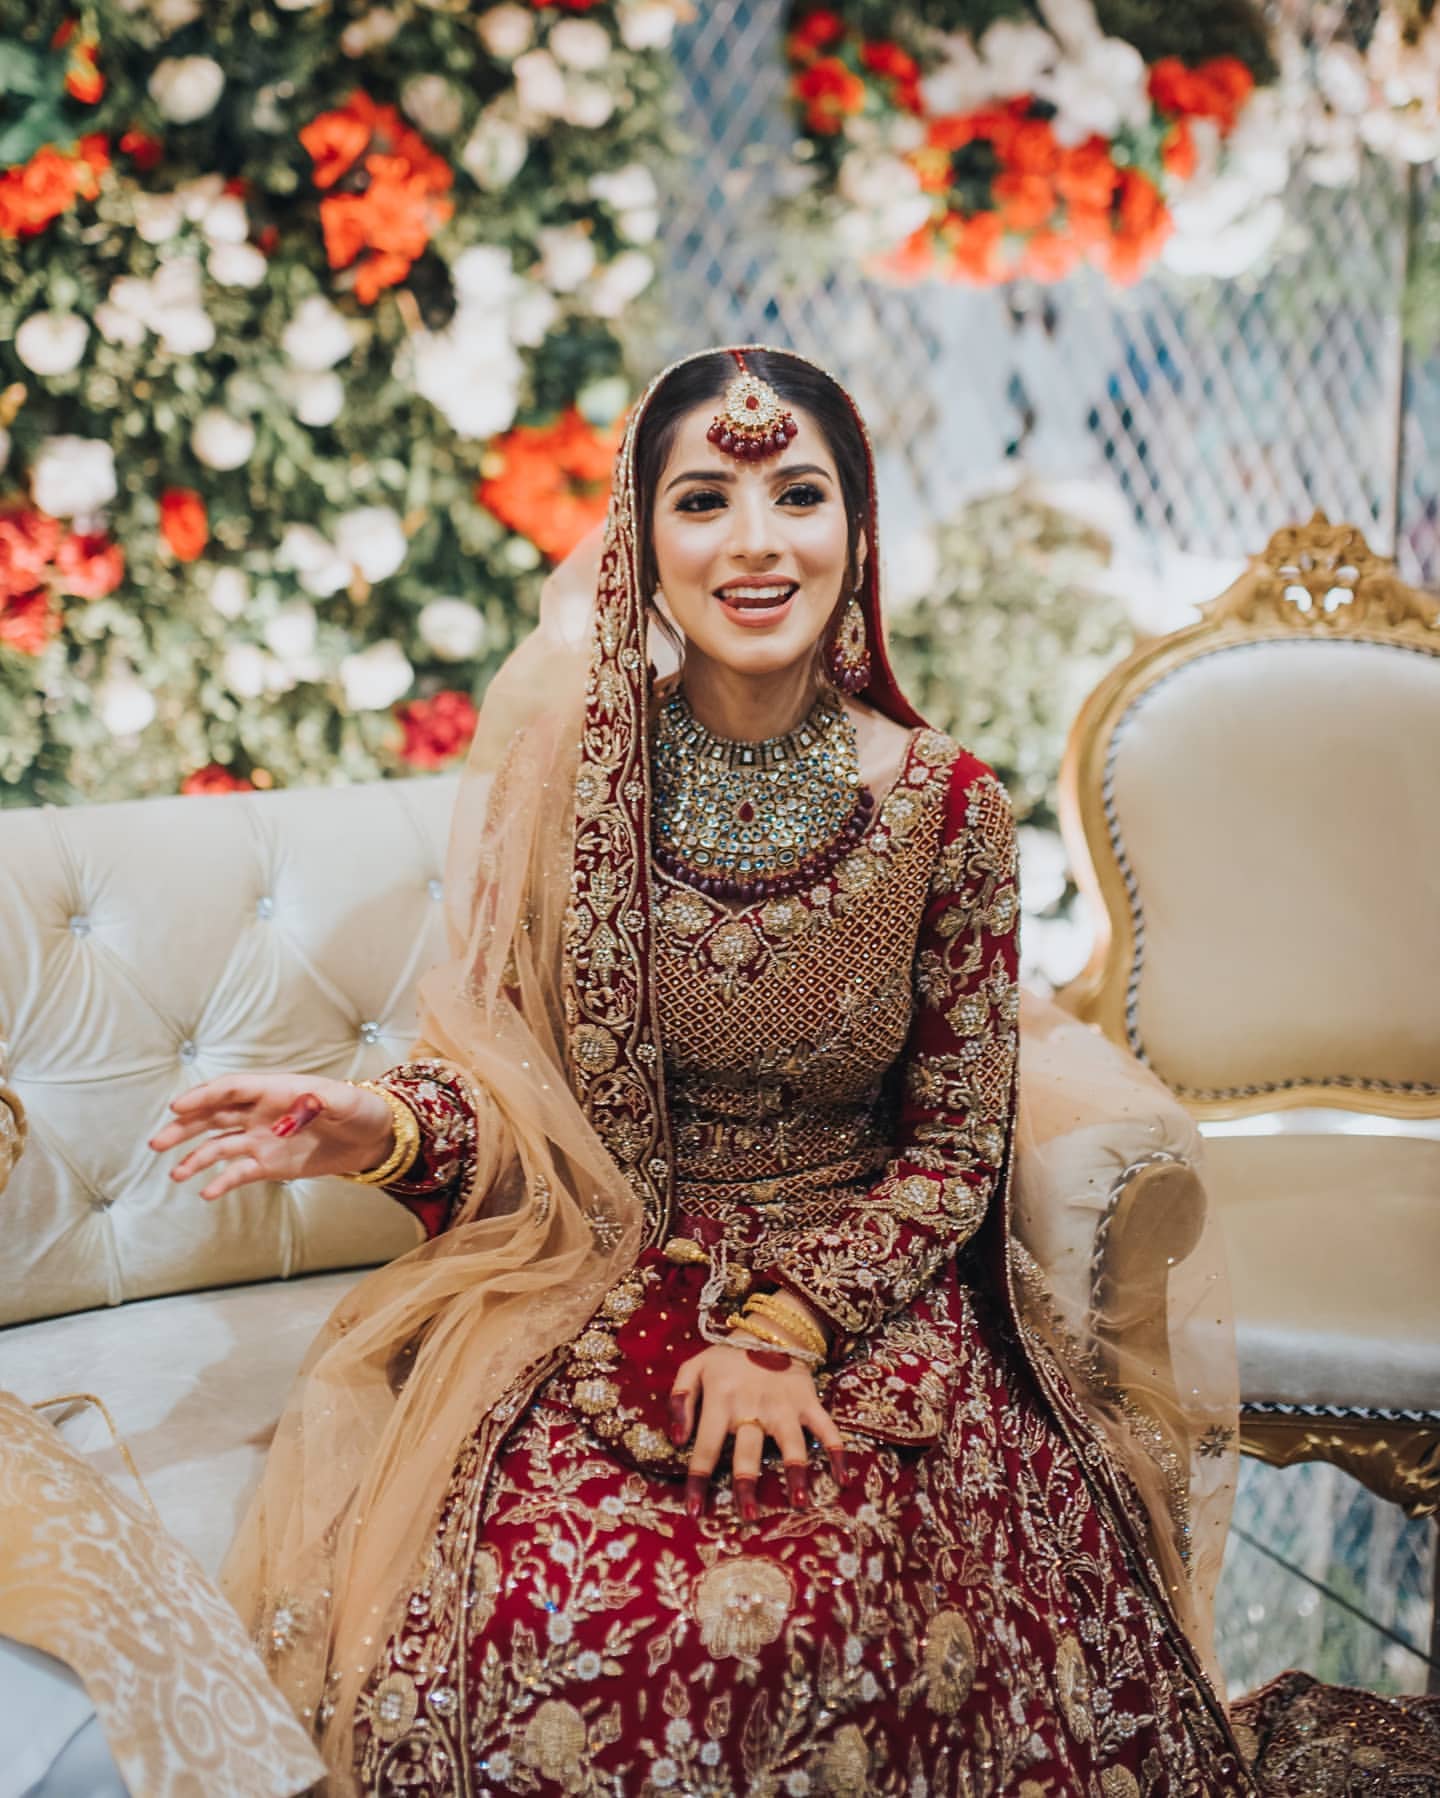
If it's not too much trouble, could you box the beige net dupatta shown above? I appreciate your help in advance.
[220,504,659,1784]
[1011,989,1239,1690]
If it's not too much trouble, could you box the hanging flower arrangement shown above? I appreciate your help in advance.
[783,0,1285,287]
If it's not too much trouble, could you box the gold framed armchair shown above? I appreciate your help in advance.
[1057,514,1440,1669]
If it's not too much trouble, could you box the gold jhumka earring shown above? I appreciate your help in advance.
[826,588,871,695]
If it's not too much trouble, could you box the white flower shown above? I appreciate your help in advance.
[545,1612,574,1644]
[509,283,558,347]
[619,2,677,51]
[191,409,255,471]
[699,1742,722,1768]
[199,192,248,244]
[94,301,147,347]
[290,370,344,427]
[664,1718,692,1749]
[1018,826,1069,914]
[785,1774,811,1796]
[149,56,225,124]
[419,597,487,660]
[282,295,355,372]
[263,601,318,663]
[176,174,225,219]
[836,1552,860,1579]
[564,82,615,129]
[920,36,991,114]
[1036,0,1103,55]
[650,1760,678,1789]
[538,224,598,293]
[147,0,203,35]
[548,1538,577,1566]
[588,163,657,211]
[223,642,290,700]
[513,49,568,119]
[31,437,116,517]
[844,1635,863,1667]
[587,249,654,318]
[98,669,156,737]
[837,152,930,243]
[461,105,530,191]
[574,1651,603,1679]
[550,19,611,71]
[154,304,216,356]
[402,74,463,138]
[340,639,412,710]
[409,312,522,438]
[859,1671,879,1701]
[978,19,1058,96]
[278,524,350,597]
[334,506,408,584]
[208,566,249,619]
[1039,37,1149,146]
[341,8,400,56]
[476,3,534,61]
[209,242,268,288]
[15,312,89,377]
[133,192,185,244]
[451,245,515,307]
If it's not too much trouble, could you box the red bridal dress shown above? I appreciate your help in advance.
[350,734,1249,1797]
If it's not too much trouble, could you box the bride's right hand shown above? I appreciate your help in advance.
[148,1074,395,1201]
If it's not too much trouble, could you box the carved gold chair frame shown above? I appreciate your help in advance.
[1057,513,1440,1672]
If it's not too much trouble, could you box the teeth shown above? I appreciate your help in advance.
[719,586,794,603]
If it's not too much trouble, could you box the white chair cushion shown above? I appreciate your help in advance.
[0,1270,362,1577]
[1204,1132,1440,1414]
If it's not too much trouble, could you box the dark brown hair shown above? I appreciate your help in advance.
[633,349,871,635]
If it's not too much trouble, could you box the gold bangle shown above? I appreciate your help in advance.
[343,1081,421,1185]
[743,1292,828,1357]
[729,1314,804,1355]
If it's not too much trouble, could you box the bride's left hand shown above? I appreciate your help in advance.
[669,1344,849,1521]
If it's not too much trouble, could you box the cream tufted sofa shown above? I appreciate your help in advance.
[0,766,1208,1597]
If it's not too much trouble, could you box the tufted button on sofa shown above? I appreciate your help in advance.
[0,768,1211,1597]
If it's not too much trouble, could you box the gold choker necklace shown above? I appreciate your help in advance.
[652,689,874,902]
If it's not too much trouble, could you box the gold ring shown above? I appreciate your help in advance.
[734,1417,763,1431]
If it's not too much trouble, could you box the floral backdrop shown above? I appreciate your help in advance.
[0,0,680,805]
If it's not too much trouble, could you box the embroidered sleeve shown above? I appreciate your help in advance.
[375,1056,490,1240]
[759,758,1019,1350]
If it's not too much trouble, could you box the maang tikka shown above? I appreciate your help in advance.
[707,351,799,461]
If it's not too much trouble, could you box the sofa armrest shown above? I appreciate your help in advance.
[0,1076,24,1196]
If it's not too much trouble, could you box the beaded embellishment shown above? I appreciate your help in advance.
[706,352,799,461]
[652,688,874,902]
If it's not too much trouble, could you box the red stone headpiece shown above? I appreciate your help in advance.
[705,350,799,461]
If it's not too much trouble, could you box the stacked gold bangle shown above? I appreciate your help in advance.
[731,1289,829,1360]
[343,1081,421,1185]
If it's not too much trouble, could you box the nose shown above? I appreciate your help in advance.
[724,482,782,566]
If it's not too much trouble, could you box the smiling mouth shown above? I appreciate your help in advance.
[713,582,798,612]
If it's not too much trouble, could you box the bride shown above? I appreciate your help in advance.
[151,346,1274,1794]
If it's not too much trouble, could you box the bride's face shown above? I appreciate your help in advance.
[650,401,854,682]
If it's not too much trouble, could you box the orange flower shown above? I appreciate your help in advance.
[993,170,1056,233]
[860,41,918,83]
[788,9,846,65]
[944,210,1007,285]
[1149,55,1255,135]
[395,690,479,769]
[181,762,255,796]
[1097,168,1172,282]
[871,224,937,284]
[0,508,63,599]
[64,39,105,106]
[303,93,454,303]
[478,410,620,563]
[160,488,209,563]
[793,57,866,134]
[1017,227,1084,283]
[0,590,62,656]
[1162,119,1197,180]
[1055,136,1119,211]
[1002,115,1061,177]
[55,531,124,599]
[0,138,107,240]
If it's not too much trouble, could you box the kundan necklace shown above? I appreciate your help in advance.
[652,687,875,902]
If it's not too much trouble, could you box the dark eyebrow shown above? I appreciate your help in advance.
[663,462,834,494]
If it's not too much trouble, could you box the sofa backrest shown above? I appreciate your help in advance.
[0,774,464,1328]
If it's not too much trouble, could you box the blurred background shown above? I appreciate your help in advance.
[2,0,1436,1700]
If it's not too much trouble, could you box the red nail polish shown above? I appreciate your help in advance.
[272,1113,299,1138]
